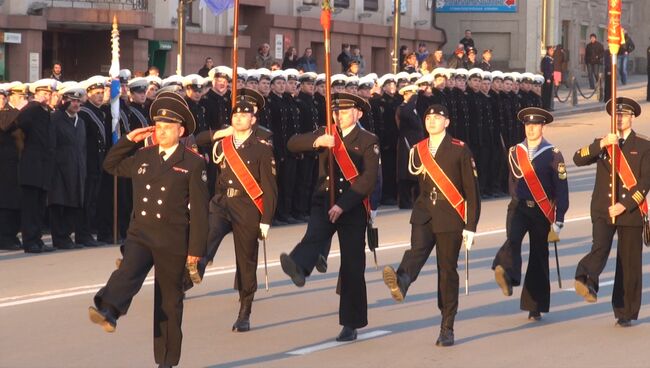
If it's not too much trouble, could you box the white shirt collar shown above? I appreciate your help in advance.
[341,124,356,138]
[159,144,179,160]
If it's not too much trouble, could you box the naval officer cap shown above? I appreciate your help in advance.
[6,81,26,95]
[270,70,287,83]
[331,74,347,87]
[236,67,248,82]
[234,87,266,113]
[409,72,422,83]
[491,70,504,81]
[29,79,58,94]
[517,107,554,125]
[245,69,260,82]
[257,68,272,81]
[606,97,641,117]
[162,75,184,88]
[331,92,370,113]
[377,73,396,87]
[81,76,107,92]
[149,93,195,137]
[467,68,484,80]
[432,68,449,79]
[284,68,300,81]
[454,68,469,80]
[118,69,131,84]
[182,74,205,89]
[60,83,86,100]
[358,75,375,90]
[146,75,162,87]
[209,66,233,81]
[395,72,410,83]
[128,77,149,93]
[398,84,418,96]
[299,72,318,83]
[315,73,326,86]
[345,75,360,87]
[521,72,535,83]
[425,104,449,118]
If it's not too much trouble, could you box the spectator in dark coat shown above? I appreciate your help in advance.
[337,44,352,72]
[282,47,300,70]
[460,30,475,53]
[540,46,555,110]
[297,47,317,72]
[585,33,605,89]
[197,57,214,78]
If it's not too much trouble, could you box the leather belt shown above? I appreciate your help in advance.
[226,188,243,198]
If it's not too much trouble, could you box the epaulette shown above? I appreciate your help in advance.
[552,147,560,153]
[451,138,465,146]
[257,138,272,146]
[184,146,203,158]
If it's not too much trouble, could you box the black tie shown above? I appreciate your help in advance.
[619,138,625,149]
[160,151,166,163]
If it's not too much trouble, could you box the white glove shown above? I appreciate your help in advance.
[552,222,563,235]
[370,210,378,224]
[462,230,475,251]
[259,223,270,240]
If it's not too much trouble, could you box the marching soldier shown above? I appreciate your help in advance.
[492,107,569,321]
[573,98,650,327]
[89,94,209,368]
[16,79,58,253]
[383,104,480,347]
[49,85,88,249]
[0,84,23,250]
[280,92,379,342]
[197,89,277,332]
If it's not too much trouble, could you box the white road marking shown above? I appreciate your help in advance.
[0,215,593,309]
[286,330,391,355]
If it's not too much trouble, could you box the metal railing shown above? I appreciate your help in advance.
[554,73,603,106]
[47,0,148,10]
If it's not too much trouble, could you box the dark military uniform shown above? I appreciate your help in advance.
[92,134,209,367]
[476,90,495,196]
[397,94,425,209]
[294,90,319,219]
[492,134,569,315]
[489,88,509,195]
[540,54,554,109]
[281,120,379,335]
[201,88,232,199]
[314,91,327,127]
[49,107,87,248]
[449,86,470,142]
[77,101,108,246]
[16,101,55,251]
[379,91,402,204]
[383,129,480,345]
[573,122,650,323]
[0,105,22,250]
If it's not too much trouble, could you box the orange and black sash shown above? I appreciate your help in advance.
[331,126,370,214]
[607,144,649,216]
[515,144,556,223]
[415,138,467,222]
[222,135,264,214]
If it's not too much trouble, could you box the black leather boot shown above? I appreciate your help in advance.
[232,296,253,332]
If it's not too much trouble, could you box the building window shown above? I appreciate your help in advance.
[580,25,588,42]
[334,0,350,8]
[364,0,379,11]
[188,0,201,27]
[597,27,606,43]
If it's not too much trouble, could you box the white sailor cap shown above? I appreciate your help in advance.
[398,84,418,96]
[315,73,326,85]
[299,72,318,83]
[395,72,410,82]
[491,71,504,80]
[533,74,545,84]
[245,69,260,82]
[162,75,184,87]
[56,81,78,92]
[146,75,162,87]
[377,74,396,87]
[270,70,286,82]
[331,74,347,87]
[415,74,434,86]
[467,68,484,80]
[29,79,58,94]
[236,67,248,81]
[366,73,378,81]
[454,68,469,79]
[182,74,205,88]
[208,66,233,80]
[481,71,493,81]
[358,75,375,89]
[409,72,422,82]
[511,72,522,82]
[128,77,149,92]
[82,76,108,91]
[521,72,535,83]
[60,83,86,100]
[284,68,300,81]
[257,68,272,81]
[118,69,131,83]
[432,68,450,79]
[345,75,360,87]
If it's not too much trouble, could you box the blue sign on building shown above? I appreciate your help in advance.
[436,0,518,13]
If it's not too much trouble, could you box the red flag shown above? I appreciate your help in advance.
[321,0,332,31]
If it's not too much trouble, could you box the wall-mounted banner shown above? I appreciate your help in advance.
[436,0,517,13]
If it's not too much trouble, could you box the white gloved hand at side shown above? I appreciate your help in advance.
[259,223,270,240]
[370,210,378,224]
[462,230,475,251]
[552,222,563,235]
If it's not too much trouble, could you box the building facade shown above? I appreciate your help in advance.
[0,0,444,81]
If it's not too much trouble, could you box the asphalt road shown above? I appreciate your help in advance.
[2,102,650,368]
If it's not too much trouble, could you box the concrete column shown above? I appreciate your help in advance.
[6,29,42,81]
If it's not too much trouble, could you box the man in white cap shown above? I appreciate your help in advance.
[377,74,401,205]
[396,85,425,209]
[16,79,58,253]
[49,84,88,249]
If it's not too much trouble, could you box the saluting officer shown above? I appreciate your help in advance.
[573,97,650,327]
[279,92,379,342]
[89,93,209,368]
[492,107,569,321]
[382,104,480,347]
[197,89,277,332]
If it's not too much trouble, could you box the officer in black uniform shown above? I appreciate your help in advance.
[492,107,569,320]
[198,89,277,332]
[397,85,425,209]
[448,68,470,142]
[49,85,88,249]
[76,76,109,247]
[477,71,496,197]
[294,72,320,221]
[280,92,379,342]
[383,104,480,347]
[16,79,58,253]
[488,71,509,197]
[314,74,327,127]
[127,77,151,130]
[0,85,23,250]
[182,74,209,158]
[89,94,209,368]
[378,74,402,205]
[573,97,650,327]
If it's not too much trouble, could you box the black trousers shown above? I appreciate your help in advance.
[293,156,316,217]
[0,208,20,246]
[277,156,297,220]
[97,174,132,242]
[490,141,507,194]
[75,174,101,243]
[49,205,80,246]
[290,204,368,329]
[542,81,553,110]
[205,197,260,301]
[381,148,397,202]
[396,223,462,329]
[477,140,493,195]
[94,240,186,366]
[575,217,643,320]
[492,201,551,313]
[20,185,47,246]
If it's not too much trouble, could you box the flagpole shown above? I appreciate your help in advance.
[110,15,121,245]
[321,1,335,207]
[608,0,621,223]
[231,0,240,109]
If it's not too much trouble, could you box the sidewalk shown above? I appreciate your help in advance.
[553,74,648,117]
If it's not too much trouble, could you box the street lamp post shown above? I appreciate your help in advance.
[176,0,192,75]
[391,0,401,74]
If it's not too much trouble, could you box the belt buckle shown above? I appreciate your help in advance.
[526,200,536,208]
[227,188,237,197]
[430,188,438,205]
